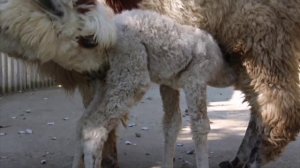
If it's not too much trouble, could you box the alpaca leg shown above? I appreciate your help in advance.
[72,119,111,168]
[101,129,119,168]
[222,30,300,167]
[81,122,111,168]
[72,81,108,168]
[160,85,182,168]
[73,53,150,168]
[78,83,119,168]
[72,141,84,168]
[218,64,264,168]
[244,138,263,168]
[243,84,300,167]
[240,10,300,166]
[219,113,262,168]
[184,82,210,168]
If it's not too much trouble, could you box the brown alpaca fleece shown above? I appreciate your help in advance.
[105,0,142,13]
[103,0,300,167]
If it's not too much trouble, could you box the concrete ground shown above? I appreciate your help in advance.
[0,85,299,168]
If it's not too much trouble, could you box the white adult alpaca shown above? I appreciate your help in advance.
[0,0,116,72]
[73,9,235,168]
[0,1,118,166]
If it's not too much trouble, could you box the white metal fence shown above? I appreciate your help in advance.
[0,53,55,95]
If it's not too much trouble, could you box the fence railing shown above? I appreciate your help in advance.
[0,53,55,95]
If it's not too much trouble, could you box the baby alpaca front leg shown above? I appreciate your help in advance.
[74,82,150,168]
[72,81,110,168]
[73,45,151,168]
[184,81,210,168]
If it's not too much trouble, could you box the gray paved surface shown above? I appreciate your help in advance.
[0,86,299,168]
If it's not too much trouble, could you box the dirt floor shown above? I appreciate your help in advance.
[0,85,299,168]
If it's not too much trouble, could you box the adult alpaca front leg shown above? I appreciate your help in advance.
[219,114,263,168]
[160,85,182,168]
[219,75,263,168]
[220,8,300,166]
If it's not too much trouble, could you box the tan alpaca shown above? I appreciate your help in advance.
[96,0,300,167]
[82,0,300,168]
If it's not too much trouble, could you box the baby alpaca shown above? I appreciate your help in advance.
[74,10,235,168]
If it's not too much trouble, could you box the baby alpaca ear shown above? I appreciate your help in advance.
[34,0,64,17]
[74,0,97,13]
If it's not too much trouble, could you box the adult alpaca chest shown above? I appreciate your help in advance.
[105,0,300,168]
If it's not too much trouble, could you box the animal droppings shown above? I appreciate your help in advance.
[125,141,132,145]
[25,109,31,113]
[128,123,136,127]
[135,133,141,138]
[176,143,184,147]
[125,141,136,146]
[146,97,153,100]
[40,159,47,164]
[141,127,149,131]
[47,122,55,126]
[186,150,194,155]
[25,129,33,134]
[18,131,26,134]
[0,125,10,128]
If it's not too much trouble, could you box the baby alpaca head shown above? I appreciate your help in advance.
[0,0,117,72]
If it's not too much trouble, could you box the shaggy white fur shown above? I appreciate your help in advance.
[73,10,235,168]
[0,0,116,72]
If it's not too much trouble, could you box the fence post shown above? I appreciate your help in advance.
[0,54,4,95]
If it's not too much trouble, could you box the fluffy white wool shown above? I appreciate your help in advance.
[0,0,116,72]
[74,9,235,168]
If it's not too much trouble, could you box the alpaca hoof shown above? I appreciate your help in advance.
[219,161,233,168]
[102,157,119,168]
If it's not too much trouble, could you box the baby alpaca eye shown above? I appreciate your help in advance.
[76,35,98,48]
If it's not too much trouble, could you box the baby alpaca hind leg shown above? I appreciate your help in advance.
[183,81,210,168]
[160,85,182,168]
